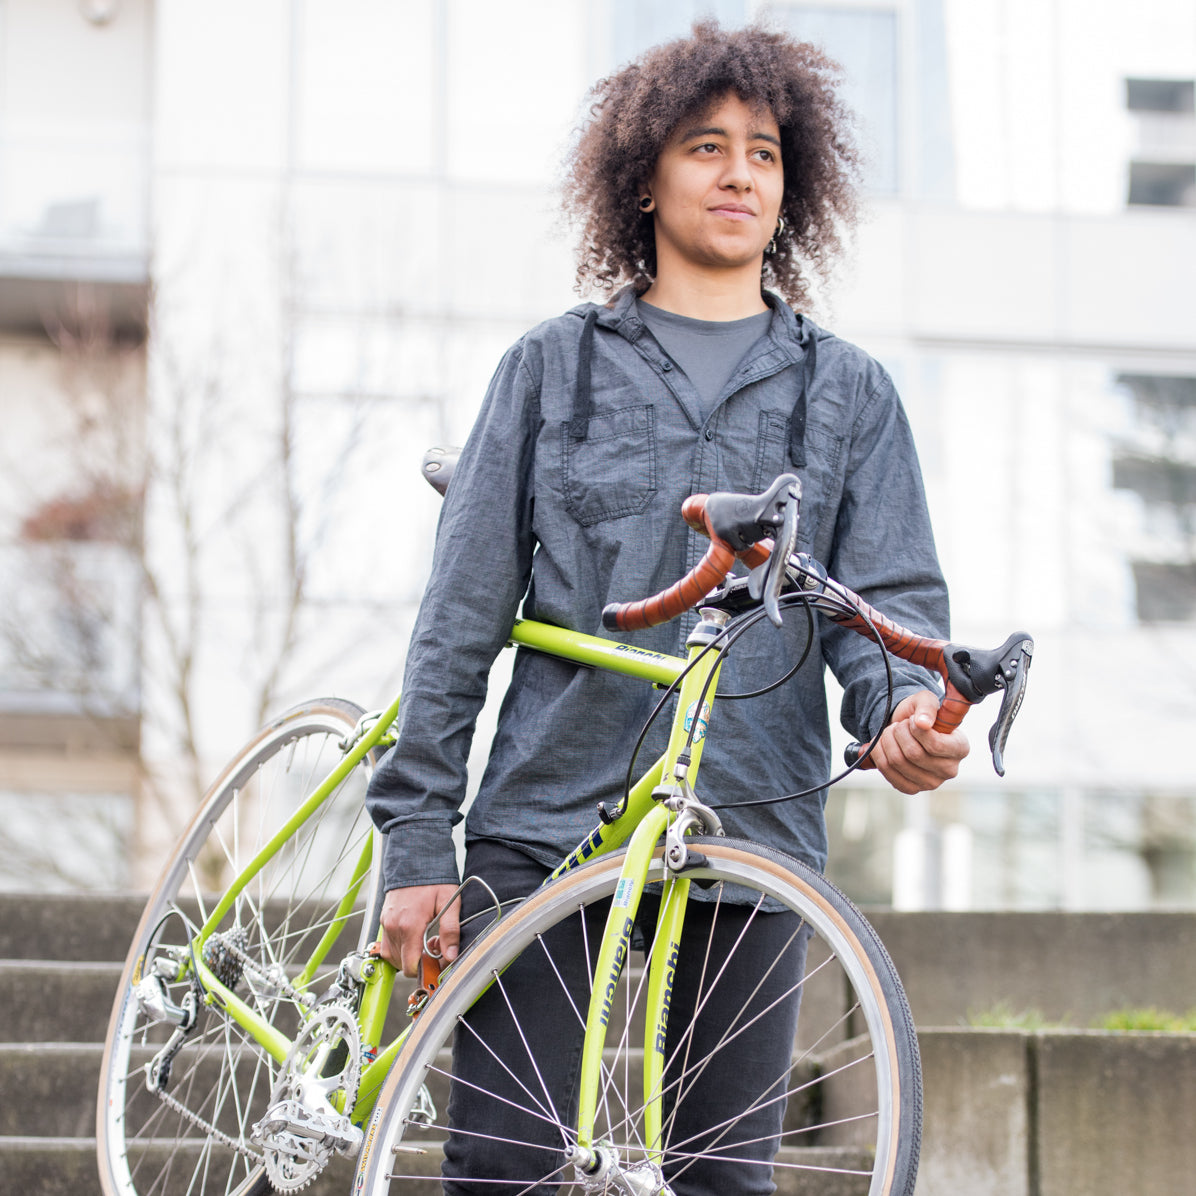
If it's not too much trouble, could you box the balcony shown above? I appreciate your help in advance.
[0,127,150,336]
[0,542,140,752]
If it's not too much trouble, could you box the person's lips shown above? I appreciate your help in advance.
[709,204,756,221]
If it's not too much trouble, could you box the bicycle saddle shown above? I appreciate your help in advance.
[422,446,461,496]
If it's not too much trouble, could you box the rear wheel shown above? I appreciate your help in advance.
[356,838,921,1196]
[97,698,381,1196]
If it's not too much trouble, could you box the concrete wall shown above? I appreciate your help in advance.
[866,911,1196,1195]
[919,1028,1196,1196]
[867,909,1196,1026]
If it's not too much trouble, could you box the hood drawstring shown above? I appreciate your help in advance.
[568,308,600,441]
[788,322,815,470]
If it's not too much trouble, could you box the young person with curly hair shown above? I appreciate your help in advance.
[367,21,966,1192]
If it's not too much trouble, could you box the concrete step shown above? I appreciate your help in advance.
[0,961,120,1043]
[5,894,1196,1025]
[0,1134,874,1196]
[917,1026,1196,1196]
[0,893,146,962]
[3,1031,866,1194]
[0,1137,357,1196]
[9,1040,825,1154]
[0,1045,102,1138]
[0,959,425,1047]
[15,1022,1196,1196]
[865,908,1196,1028]
[0,1138,103,1196]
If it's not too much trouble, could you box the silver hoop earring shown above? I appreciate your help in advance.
[768,215,786,254]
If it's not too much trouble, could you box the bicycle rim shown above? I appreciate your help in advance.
[97,698,381,1196]
[356,838,921,1196]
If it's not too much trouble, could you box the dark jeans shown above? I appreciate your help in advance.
[441,840,810,1196]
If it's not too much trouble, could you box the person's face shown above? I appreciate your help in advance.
[644,92,784,278]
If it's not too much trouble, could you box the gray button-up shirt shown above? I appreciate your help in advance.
[367,288,948,891]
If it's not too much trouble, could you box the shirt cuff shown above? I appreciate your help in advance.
[378,817,461,893]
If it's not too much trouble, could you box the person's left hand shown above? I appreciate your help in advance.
[868,689,969,795]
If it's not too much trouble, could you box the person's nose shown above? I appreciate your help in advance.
[719,146,753,192]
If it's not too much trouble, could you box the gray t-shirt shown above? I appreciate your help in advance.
[638,299,773,420]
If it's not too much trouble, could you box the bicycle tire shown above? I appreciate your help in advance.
[355,837,921,1196]
[97,697,382,1196]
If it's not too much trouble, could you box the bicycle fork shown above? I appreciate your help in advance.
[569,609,729,1193]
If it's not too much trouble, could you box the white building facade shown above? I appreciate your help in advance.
[1,0,1193,907]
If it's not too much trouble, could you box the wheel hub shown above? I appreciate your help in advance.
[571,1143,676,1196]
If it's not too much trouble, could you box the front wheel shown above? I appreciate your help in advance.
[97,698,382,1196]
[355,838,921,1196]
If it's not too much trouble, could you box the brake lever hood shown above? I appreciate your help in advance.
[944,632,1034,776]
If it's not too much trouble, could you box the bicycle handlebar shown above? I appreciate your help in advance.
[601,477,1034,776]
[602,475,793,633]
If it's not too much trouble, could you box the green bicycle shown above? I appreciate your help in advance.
[97,463,1032,1196]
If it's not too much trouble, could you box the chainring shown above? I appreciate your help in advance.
[252,1002,362,1193]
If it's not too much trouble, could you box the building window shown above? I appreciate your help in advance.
[1128,162,1196,207]
[1125,77,1196,208]
[1127,78,1195,114]
[1113,373,1196,623]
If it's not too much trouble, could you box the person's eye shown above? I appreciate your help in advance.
[692,142,720,154]
[754,147,777,163]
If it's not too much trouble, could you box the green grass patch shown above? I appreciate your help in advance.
[967,1003,1196,1032]
[967,1002,1061,1031]
[1095,1007,1196,1032]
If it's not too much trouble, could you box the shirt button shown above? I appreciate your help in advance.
[704,428,714,441]
[662,361,673,371]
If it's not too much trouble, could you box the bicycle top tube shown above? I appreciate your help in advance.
[509,618,684,688]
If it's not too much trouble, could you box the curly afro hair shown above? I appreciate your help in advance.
[563,21,860,309]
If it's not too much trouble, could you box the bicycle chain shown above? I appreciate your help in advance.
[151,1082,264,1164]
[145,980,348,1177]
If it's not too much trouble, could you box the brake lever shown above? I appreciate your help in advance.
[944,631,1034,776]
[747,489,800,627]
[846,630,1034,776]
[986,635,1033,776]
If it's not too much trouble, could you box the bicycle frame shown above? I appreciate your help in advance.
[179,610,721,1135]
[107,463,1033,1196]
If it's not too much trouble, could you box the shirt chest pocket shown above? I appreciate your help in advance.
[561,405,659,526]
[751,409,844,550]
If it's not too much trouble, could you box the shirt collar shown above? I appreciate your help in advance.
[580,286,811,361]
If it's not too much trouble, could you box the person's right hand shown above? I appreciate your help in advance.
[377,883,461,977]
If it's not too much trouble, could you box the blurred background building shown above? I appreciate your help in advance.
[1,0,1194,908]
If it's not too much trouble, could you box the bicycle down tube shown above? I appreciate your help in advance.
[573,606,730,1165]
